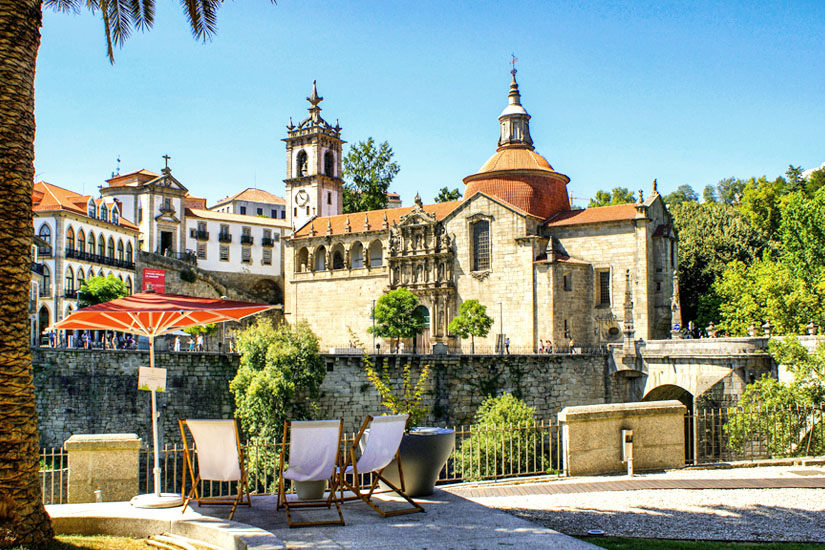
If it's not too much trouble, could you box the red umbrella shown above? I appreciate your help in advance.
[53,292,274,507]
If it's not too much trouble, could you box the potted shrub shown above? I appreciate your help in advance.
[361,349,455,497]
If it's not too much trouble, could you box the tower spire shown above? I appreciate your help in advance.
[497,59,533,150]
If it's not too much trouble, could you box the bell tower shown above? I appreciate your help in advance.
[283,81,345,231]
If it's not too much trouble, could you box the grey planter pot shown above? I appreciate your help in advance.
[293,479,326,500]
[380,427,455,497]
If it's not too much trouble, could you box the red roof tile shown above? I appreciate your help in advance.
[293,201,462,238]
[212,187,285,207]
[544,203,639,227]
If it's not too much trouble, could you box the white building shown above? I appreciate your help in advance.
[32,181,139,339]
[210,188,286,220]
[185,208,289,276]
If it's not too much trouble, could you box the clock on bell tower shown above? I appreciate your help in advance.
[283,81,345,231]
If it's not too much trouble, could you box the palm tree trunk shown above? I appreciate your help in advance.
[0,1,54,545]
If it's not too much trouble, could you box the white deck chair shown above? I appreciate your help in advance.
[179,419,250,520]
[277,419,345,527]
[341,414,424,517]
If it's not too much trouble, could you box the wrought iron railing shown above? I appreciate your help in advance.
[39,447,68,505]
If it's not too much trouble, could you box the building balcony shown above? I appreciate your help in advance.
[261,237,274,247]
[39,288,51,298]
[190,229,210,240]
[38,246,53,257]
[218,233,232,243]
[241,235,254,245]
[64,290,78,299]
[31,262,45,276]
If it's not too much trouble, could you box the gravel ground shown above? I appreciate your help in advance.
[468,466,825,543]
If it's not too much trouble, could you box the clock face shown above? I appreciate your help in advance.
[295,190,309,206]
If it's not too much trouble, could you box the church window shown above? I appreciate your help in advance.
[126,242,133,263]
[262,248,272,265]
[670,241,675,268]
[297,150,308,177]
[197,243,206,260]
[112,208,119,225]
[100,206,108,222]
[324,151,334,177]
[108,237,115,259]
[88,200,96,218]
[65,227,75,252]
[242,247,251,263]
[350,242,364,269]
[42,265,50,296]
[117,240,124,261]
[88,233,95,255]
[563,274,572,291]
[368,241,383,267]
[296,247,309,272]
[598,270,611,305]
[98,233,105,257]
[220,245,229,261]
[78,230,85,254]
[472,220,490,272]
[332,249,344,270]
[38,224,51,247]
[315,246,327,271]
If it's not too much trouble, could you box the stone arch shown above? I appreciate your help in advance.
[117,239,124,261]
[76,267,85,290]
[250,278,283,305]
[88,232,96,255]
[350,241,364,269]
[42,264,50,295]
[368,240,383,267]
[38,223,52,247]
[296,150,308,177]
[643,384,693,412]
[98,233,105,257]
[314,245,327,271]
[331,243,345,270]
[77,229,86,254]
[126,241,133,263]
[296,247,309,272]
[65,225,75,251]
[107,236,115,258]
[65,265,74,293]
[126,276,133,295]
[38,306,50,344]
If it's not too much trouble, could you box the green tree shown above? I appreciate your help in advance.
[77,275,128,308]
[455,394,547,481]
[229,319,325,482]
[805,167,825,196]
[738,176,786,240]
[2,2,277,544]
[663,184,698,208]
[702,184,717,203]
[670,201,767,326]
[368,288,427,353]
[448,299,494,354]
[713,177,747,205]
[784,164,805,194]
[778,188,825,285]
[183,323,219,350]
[587,187,635,208]
[434,187,462,203]
[725,337,825,457]
[342,138,400,213]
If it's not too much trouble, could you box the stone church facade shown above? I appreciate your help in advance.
[284,74,679,352]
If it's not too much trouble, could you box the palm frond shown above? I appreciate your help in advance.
[180,0,223,42]
[43,0,81,13]
[106,0,133,48]
[128,0,155,32]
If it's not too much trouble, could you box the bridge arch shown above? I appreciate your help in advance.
[643,384,693,412]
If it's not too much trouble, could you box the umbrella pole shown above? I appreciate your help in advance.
[150,335,161,497]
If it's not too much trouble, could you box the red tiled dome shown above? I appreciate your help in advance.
[463,148,570,220]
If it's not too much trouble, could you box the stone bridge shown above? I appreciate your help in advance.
[610,337,775,410]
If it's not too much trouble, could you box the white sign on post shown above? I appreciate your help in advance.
[138,367,167,392]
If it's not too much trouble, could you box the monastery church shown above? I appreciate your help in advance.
[284,74,679,353]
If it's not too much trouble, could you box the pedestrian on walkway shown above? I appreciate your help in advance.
[505,337,510,354]
[174,336,181,352]
[196,334,204,352]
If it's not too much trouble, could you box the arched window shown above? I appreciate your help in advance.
[65,226,75,251]
[77,229,85,254]
[65,266,74,293]
[296,150,308,177]
[126,241,133,263]
[296,247,309,272]
[88,233,96,255]
[38,224,51,246]
[107,237,115,258]
[472,220,491,271]
[87,200,95,218]
[332,249,345,270]
[76,268,85,290]
[117,240,124,261]
[98,233,105,257]
[112,208,119,225]
[314,246,326,271]
[126,276,133,295]
[350,242,364,269]
[100,206,108,222]
[324,151,335,177]
[42,265,50,296]
[369,241,383,267]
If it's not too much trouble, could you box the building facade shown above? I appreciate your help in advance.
[284,73,678,352]
[32,181,140,341]
[210,187,287,220]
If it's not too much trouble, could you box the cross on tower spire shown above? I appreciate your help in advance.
[162,154,171,169]
[510,53,518,77]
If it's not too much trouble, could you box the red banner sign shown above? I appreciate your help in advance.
[142,268,166,293]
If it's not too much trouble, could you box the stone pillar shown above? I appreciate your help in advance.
[65,433,141,503]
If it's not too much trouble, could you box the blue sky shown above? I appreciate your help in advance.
[34,1,825,209]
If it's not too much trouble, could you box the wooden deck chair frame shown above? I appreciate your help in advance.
[341,415,424,518]
[179,419,251,521]
[277,419,345,528]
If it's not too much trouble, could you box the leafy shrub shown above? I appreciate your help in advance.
[179,269,197,283]
[455,393,547,481]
